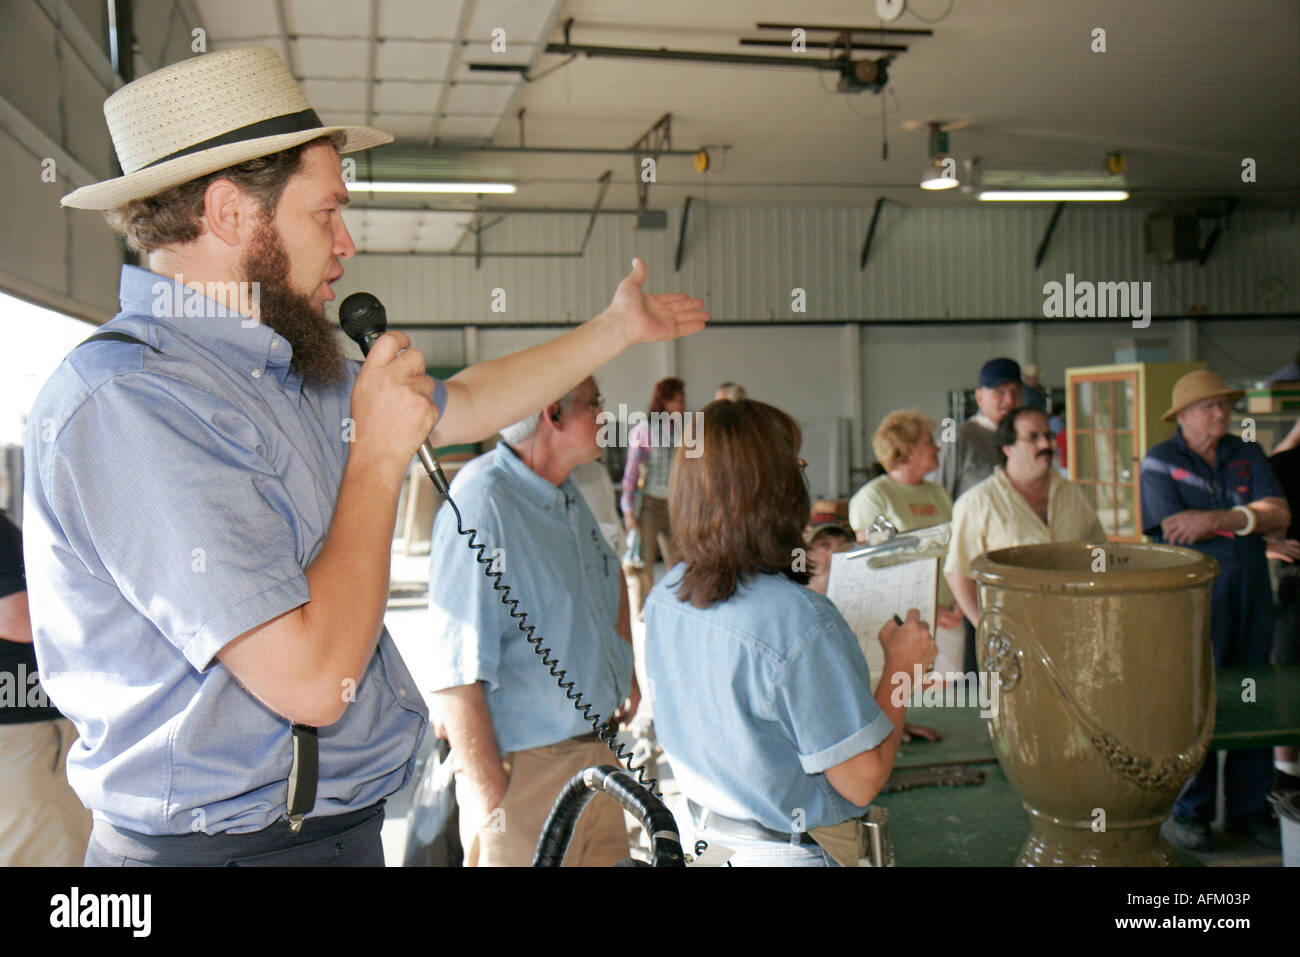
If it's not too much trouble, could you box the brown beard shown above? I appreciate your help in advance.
[240,217,345,386]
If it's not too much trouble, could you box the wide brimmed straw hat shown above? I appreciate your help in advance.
[61,47,391,210]
[1161,369,1245,422]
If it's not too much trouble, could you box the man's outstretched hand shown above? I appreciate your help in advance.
[604,258,709,344]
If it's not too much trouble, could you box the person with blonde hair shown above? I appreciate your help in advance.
[849,410,965,672]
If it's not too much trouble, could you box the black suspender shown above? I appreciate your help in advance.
[74,327,319,832]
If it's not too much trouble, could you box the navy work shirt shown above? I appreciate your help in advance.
[1140,430,1283,568]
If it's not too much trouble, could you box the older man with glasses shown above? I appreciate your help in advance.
[427,377,639,867]
[1140,371,1291,852]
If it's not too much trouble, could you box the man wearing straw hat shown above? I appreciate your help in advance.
[1140,369,1290,852]
[23,47,707,866]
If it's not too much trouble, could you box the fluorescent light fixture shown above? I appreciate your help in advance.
[977,190,1129,202]
[347,181,518,194]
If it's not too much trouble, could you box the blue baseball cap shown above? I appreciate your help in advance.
[979,358,1023,389]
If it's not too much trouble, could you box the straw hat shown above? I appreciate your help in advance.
[61,47,391,210]
[1161,369,1245,422]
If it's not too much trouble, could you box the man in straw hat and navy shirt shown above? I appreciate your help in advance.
[1140,369,1291,852]
[23,47,707,866]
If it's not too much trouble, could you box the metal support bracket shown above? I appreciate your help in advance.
[859,197,885,271]
[631,113,672,213]
[675,197,693,272]
[1033,201,1066,270]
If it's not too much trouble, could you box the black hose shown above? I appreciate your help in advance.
[533,765,685,867]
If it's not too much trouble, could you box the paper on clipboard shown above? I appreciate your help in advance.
[825,525,947,691]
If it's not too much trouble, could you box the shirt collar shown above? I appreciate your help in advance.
[117,265,299,390]
[493,443,574,511]
[972,412,997,431]
[1171,427,1238,467]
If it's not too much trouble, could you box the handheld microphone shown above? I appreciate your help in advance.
[339,291,450,496]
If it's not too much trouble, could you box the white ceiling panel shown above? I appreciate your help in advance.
[374,113,434,140]
[377,40,455,81]
[195,0,280,38]
[284,0,371,38]
[443,83,516,115]
[316,110,367,128]
[296,38,371,77]
[466,0,557,42]
[435,115,501,142]
[374,81,443,113]
[344,209,473,253]
[209,38,293,66]
[378,0,466,40]
[301,80,370,113]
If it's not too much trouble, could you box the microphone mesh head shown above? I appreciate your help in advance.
[339,292,387,344]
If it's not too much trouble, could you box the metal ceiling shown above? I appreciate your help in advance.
[188,0,1300,253]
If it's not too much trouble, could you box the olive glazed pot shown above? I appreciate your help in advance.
[971,542,1219,867]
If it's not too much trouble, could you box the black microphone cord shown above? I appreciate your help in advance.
[439,487,661,797]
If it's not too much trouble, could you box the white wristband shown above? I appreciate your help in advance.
[1232,504,1257,536]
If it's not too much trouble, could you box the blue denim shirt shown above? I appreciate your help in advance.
[645,565,895,832]
[22,265,446,836]
[425,445,632,756]
[1140,430,1282,568]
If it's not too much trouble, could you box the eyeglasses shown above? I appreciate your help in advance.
[797,458,808,473]
[573,394,605,414]
[1016,430,1055,445]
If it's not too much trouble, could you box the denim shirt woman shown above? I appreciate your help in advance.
[644,399,936,866]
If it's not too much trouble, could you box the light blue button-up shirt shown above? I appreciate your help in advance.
[22,265,445,836]
[426,444,632,756]
[645,565,895,832]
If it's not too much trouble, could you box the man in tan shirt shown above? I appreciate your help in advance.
[945,407,1108,625]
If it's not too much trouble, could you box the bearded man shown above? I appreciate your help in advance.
[22,48,706,867]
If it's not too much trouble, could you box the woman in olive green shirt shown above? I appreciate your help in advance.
[849,410,965,673]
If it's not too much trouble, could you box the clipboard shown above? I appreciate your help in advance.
[825,523,950,690]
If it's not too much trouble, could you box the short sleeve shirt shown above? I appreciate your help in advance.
[1140,430,1283,565]
[425,445,632,756]
[945,467,1108,578]
[848,475,955,605]
[644,566,894,831]
[21,265,446,835]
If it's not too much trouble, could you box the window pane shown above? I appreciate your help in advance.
[1074,381,1093,430]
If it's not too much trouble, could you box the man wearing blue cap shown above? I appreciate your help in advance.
[934,358,1024,502]
[931,358,1024,671]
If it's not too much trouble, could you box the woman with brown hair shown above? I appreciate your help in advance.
[620,376,686,615]
[643,399,935,866]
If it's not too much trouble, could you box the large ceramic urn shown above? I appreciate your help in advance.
[970,542,1219,866]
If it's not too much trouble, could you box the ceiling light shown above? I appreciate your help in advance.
[347,181,518,194]
[977,190,1129,201]
[919,122,959,190]
[920,159,960,190]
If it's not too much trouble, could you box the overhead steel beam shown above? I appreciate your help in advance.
[859,197,885,271]
[1033,202,1066,270]
[351,204,653,215]
[542,41,867,72]
[754,22,933,36]
[427,144,702,156]
[675,197,693,272]
[739,38,908,53]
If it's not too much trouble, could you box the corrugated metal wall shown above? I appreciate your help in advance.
[340,205,1300,325]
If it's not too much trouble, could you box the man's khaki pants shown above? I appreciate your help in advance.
[457,736,630,867]
[0,717,93,866]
